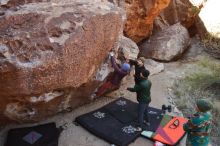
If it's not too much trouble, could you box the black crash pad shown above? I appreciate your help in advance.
[104,98,163,131]
[75,97,164,146]
[5,123,60,146]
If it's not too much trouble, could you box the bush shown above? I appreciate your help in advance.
[202,33,220,59]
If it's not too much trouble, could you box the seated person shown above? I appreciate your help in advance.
[183,99,213,146]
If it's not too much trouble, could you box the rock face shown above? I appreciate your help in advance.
[153,0,209,37]
[105,0,203,42]
[117,35,139,60]
[0,0,123,124]
[123,0,171,43]
[0,0,47,8]
[158,0,204,29]
[139,23,190,61]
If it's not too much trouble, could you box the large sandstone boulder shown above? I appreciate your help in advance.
[0,0,123,124]
[139,23,190,61]
[122,0,171,43]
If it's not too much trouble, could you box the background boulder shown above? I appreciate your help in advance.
[139,23,190,61]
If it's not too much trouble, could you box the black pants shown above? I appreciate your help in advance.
[138,102,149,129]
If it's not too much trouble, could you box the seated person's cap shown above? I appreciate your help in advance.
[196,99,213,112]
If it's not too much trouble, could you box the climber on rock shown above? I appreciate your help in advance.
[91,51,130,99]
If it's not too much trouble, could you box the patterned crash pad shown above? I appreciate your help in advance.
[76,97,186,146]
[142,115,187,145]
[5,123,60,146]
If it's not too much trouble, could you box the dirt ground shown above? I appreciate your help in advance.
[0,37,205,146]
